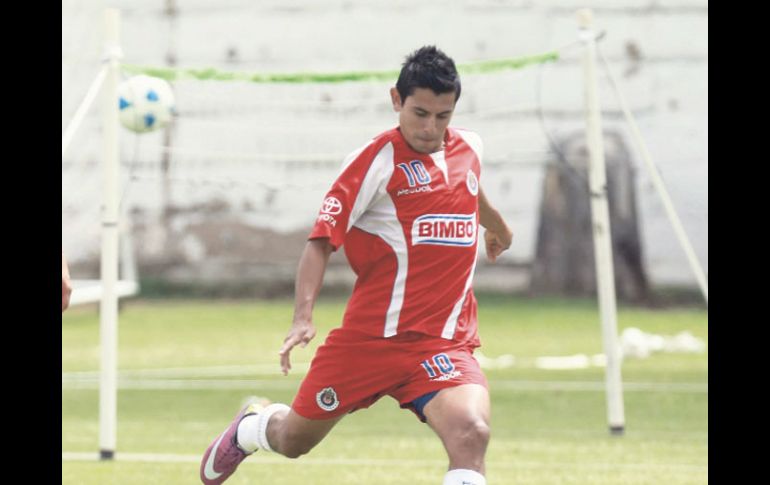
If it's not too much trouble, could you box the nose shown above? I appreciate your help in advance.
[422,116,437,137]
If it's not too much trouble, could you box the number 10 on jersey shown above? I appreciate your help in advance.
[397,160,432,187]
[420,353,455,378]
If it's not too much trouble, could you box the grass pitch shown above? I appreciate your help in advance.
[62,296,708,484]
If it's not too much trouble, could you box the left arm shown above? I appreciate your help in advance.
[478,186,513,262]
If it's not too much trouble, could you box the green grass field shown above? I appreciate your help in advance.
[62,296,708,484]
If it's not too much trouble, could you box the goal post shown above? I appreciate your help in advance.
[98,7,122,460]
[577,8,625,435]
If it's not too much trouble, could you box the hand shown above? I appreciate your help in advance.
[484,227,513,263]
[279,319,317,375]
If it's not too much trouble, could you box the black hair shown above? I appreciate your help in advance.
[396,45,461,103]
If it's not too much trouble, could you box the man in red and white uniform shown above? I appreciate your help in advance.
[310,122,483,343]
[201,46,513,485]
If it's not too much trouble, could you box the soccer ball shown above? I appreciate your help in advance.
[117,75,175,133]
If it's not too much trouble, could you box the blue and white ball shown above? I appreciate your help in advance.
[117,75,175,133]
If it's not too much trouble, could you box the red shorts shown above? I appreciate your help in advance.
[291,327,488,421]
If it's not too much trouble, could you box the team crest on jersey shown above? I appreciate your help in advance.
[316,387,340,411]
[412,214,477,247]
[466,170,479,196]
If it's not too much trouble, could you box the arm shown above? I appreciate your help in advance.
[62,251,72,312]
[279,238,334,375]
[478,186,513,263]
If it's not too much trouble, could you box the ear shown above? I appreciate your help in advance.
[390,87,402,112]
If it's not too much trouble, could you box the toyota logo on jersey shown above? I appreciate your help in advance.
[321,197,342,215]
[412,214,477,247]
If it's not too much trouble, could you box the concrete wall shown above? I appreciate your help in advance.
[62,0,708,292]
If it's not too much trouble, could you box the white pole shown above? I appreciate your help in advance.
[62,66,107,157]
[577,8,625,435]
[99,7,122,460]
[597,48,708,305]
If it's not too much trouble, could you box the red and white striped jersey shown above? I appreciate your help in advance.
[309,126,483,343]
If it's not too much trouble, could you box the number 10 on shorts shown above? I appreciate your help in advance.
[420,353,455,378]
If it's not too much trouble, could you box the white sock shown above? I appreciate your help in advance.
[236,414,261,453]
[236,403,290,453]
[443,468,487,485]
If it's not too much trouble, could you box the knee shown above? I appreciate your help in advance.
[455,418,490,449]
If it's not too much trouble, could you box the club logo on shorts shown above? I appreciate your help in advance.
[316,387,340,411]
[321,197,342,215]
[412,214,477,247]
[466,170,479,196]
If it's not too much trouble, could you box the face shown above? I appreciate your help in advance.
[391,86,456,154]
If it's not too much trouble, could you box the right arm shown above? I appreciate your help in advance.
[279,139,388,373]
[279,238,334,375]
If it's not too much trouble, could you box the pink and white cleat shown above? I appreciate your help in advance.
[200,397,270,484]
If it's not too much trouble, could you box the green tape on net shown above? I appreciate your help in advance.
[122,51,558,83]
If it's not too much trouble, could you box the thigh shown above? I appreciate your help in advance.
[389,341,489,421]
[422,383,490,437]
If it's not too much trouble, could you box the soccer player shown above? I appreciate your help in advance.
[201,45,513,485]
